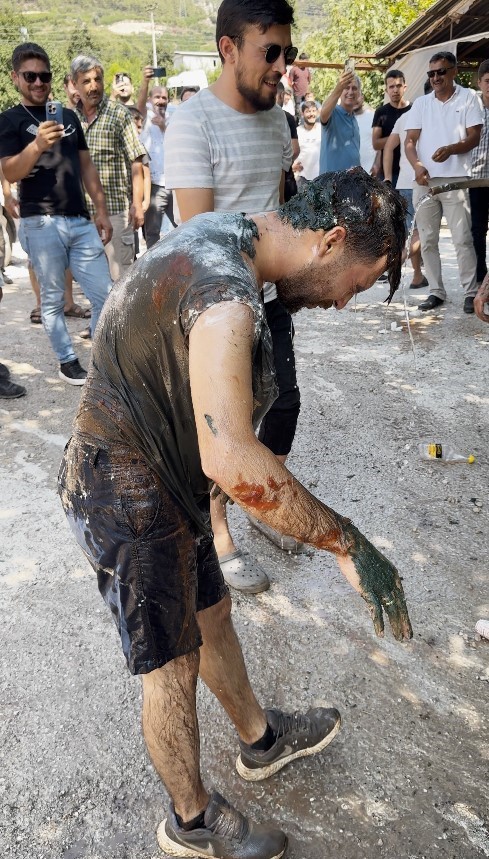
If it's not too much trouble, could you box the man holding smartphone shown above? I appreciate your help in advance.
[0,42,113,385]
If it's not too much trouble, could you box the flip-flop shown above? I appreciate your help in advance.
[219,549,270,594]
[64,304,91,318]
[247,514,309,554]
[30,306,42,324]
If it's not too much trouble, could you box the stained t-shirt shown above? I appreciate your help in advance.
[372,103,411,178]
[0,104,89,218]
[75,212,278,534]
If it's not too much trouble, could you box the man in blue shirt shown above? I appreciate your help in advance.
[319,68,360,173]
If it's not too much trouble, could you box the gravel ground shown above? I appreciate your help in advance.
[0,232,488,859]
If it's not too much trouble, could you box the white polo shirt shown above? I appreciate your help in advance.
[405,85,483,178]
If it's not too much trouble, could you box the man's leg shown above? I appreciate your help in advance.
[469,187,489,285]
[20,216,76,363]
[144,184,175,249]
[142,651,209,822]
[66,217,112,336]
[442,184,478,298]
[105,210,134,281]
[413,184,445,299]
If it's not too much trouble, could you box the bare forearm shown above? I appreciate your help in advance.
[210,438,351,556]
[320,88,342,125]
[136,85,149,119]
[131,161,144,207]
[1,141,43,183]
[404,139,419,170]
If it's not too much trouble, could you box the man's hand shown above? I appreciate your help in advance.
[151,112,166,131]
[35,121,64,152]
[94,211,113,245]
[336,69,355,95]
[129,203,144,229]
[292,160,303,174]
[4,193,19,219]
[414,163,430,186]
[474,274,489,323]
[336,524,413,641]
[142,65,154,82]
[432,145,452,163]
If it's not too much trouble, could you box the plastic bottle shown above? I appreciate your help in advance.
[418,442,475,464]
[475,619,489,640]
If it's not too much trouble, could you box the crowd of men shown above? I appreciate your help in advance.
[0,1,487,855]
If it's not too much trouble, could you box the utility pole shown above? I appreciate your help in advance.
[149,8,157,68]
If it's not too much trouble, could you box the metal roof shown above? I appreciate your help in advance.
[376,0,489,62]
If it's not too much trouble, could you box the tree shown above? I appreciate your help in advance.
[66,22,101,61]
[303,0,434,106]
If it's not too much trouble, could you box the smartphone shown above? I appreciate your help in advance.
[152,67,166,78]
[344,58,356,73]
[45,100,64,125]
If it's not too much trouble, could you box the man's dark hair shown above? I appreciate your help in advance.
[180,85,200,98]
[128,106,143,121]
[12,42,50,72]
[216,0,295,62]
[299,52,309,60]
[301,99,316,111]
[424,79,432,95]
[478,59,489,79]
[385,69,405,83]
[430,50,457,66]
[278,168,407,301]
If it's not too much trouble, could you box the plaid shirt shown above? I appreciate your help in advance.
[471,99,489,179]
[77,95,146,216]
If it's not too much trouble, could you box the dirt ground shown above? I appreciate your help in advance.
[1,231,488,859]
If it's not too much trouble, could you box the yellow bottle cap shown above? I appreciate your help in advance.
[468,454,475,464]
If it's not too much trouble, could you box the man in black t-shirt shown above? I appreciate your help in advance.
[0,42,113,385]
[372,69,411,186]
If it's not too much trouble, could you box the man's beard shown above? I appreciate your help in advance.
[235,63,276,112]
[276,257,344,315]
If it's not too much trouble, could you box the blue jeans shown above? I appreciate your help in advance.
[20,215,112,363]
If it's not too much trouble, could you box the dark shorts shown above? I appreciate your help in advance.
[58,435,228,675]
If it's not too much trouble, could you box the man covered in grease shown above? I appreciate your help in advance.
[58,168,413,859]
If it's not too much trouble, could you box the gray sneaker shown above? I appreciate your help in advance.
[157,790,287,858]
[236,707,341,782]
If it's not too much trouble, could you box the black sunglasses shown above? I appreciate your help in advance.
[19,71,52,84]
[427,66,455,79]
[244,40,298,65]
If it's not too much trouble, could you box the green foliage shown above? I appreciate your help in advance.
[66,23,101,62]
[303,0,434,106]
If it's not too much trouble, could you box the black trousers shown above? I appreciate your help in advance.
[258,298,300,457]
[469,187,489,283]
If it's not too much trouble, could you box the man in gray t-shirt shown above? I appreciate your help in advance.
[165,0,301,593]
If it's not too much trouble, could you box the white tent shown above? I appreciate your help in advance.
[166,69,208,90]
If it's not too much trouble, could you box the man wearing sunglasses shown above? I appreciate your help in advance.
[0,43,113,385]
[405,51,482,314]
[165,0,303,595]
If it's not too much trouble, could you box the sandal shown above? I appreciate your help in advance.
[30,306,42,324]
[219,549,270,594]
[64,304,91,318]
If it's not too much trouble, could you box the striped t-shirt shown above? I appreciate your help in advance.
[165,88,292,211]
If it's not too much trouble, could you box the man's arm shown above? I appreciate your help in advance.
[320,70,353,125]
[382,132,399,183]
[175,188,215,221]
[136,66,153,120]
[0,163,19,218]
[432,124,482,163]
[474,273,489,323]
[130,158,145,228]
[78,149,113,244]
[404,128,430,185]
[189,301,412,641]
[372,126,388,152]
[1,121,63,183]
